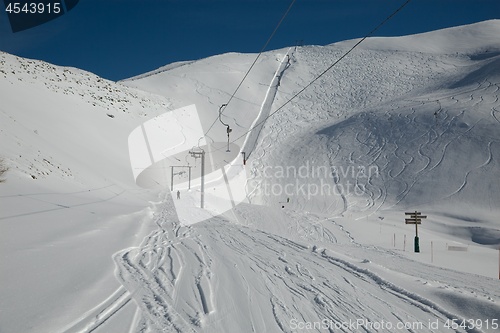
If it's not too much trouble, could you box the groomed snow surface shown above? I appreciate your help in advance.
[1,20,500,332]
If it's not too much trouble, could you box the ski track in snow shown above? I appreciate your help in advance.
[72,200,499,333]
[279,75,500,214]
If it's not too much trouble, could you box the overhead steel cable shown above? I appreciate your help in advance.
[222,0,413,151]
[203,0,297,138]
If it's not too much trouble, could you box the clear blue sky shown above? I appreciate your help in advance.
[1,0,499,81]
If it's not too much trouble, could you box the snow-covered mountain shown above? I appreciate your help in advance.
[1,20,500,333]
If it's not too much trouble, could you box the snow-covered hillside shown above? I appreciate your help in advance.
[1,20,500,333]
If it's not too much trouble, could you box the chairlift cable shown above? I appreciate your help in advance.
[219,0,413,153]
[203,0,297,138]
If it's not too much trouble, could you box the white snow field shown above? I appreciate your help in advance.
[1,20,500,333]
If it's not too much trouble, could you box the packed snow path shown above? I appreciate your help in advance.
[241,48,293,159]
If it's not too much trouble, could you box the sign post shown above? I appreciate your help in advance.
[405,211,427,253]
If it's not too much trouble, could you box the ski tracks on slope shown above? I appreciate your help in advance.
[191,221,493,332]
[111,203,217,332]
[352,77,500,211]
[63,187,498,333]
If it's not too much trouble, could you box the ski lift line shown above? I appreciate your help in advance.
[203,0,297,138]
[212,0,413,154]
[224,0,297,107]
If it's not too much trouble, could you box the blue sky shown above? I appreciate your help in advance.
[1,0,499,81]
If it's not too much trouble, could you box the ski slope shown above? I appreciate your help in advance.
[1,20,500,333]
